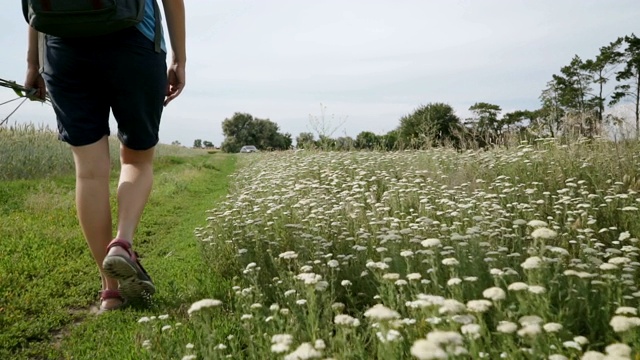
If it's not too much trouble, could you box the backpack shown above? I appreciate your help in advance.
[22,0,162,53]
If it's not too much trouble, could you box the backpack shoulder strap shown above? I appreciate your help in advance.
[152,0,161,53]
[38,31,45,74]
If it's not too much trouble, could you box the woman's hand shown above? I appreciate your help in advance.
[24,65,46,101]
[164,61,185,106]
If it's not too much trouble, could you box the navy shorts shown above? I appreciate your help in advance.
[43,27,167,150]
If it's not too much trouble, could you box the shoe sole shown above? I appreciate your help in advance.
[103,256,156,303]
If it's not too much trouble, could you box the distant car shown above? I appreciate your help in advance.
[239,145,258,153]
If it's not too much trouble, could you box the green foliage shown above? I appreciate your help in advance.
[0,124,200,181]
[397,102,462,148]
[467,102,503,137]
[611,34,640,137]
[193,139,202,148]
[355,131,379,150]
[295,132,315,149]
[582,37,624,124]
[0,143,236,359]
[221,112,292,153]
[202,140,214,148]
[193,142,640,359]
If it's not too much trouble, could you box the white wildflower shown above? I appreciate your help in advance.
[527,220,548,228]
[610,315,640,332]
[496,322,519,336]
[548,355,568,360]
[563,341,582,351]
[517,323,541,338]
[608,257,631,265]
[284,342,322,360]
[573,336,589,345]
[543,322,563,333]
[519,315,543,326]
[460,324,481,339]
[508,282,529,291]
[521,256,543,270]
[279,251,298,259]
[531,227,557,239]
[410,339,447,360]
[383,273,401,281]
[327,260,339,268]
[376,329,402,343]
[296,272,322,285]
[605,343,631,357]
[615,306,638,316]
[466,299,492,313]
[581,351,605,360]
[187,299,222,315]
[482,287,506,301]
[426,330,464,345]
[438,299,466,315]
[421,238,442,248]
[528,285,546,294]
[334,314,360,327]
[407,273,422,281]
[600,263,618,271]
[442,258,459,266]
[364,304,400,321]
[314,339,326,350]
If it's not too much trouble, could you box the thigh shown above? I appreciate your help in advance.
[108,28,168,151]
[42,35,111,147]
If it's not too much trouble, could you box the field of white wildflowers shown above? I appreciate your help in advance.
[143,140,640,359]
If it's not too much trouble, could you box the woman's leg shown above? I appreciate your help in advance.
[106,144,155,254]
[70,136,120,308]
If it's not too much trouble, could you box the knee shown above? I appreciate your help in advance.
[120,146,155,167]
[76,160,111,180]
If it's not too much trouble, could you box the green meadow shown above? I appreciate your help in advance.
[1,126,638,359]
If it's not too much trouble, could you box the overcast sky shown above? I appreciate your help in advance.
[1,1,638,147]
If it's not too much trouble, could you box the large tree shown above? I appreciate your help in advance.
[467,102,502,136]
[221,112,292,152]
[538,79,566,137]
[582,38,623,126]
[397,103,461,148]
[355,131,379,150]
[551,55,600,136]
[295,132,315,149]
[611,34,640,138]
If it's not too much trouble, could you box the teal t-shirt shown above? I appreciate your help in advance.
[135,0,167,52]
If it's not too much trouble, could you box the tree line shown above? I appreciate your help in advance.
[216,33,639,152]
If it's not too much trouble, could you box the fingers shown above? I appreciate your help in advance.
[163,67,186,106]
[164,83,184,106]
[24,74,47,101]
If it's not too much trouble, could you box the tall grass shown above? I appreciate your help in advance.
[137,138,639,359]
[0,124,203,180]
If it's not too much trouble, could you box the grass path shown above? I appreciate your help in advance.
[0,153,236,359]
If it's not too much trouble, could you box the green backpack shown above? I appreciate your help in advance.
[22,0,162,52]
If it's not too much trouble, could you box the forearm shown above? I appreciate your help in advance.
[162,0,186,65]
[27,26,39,69]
